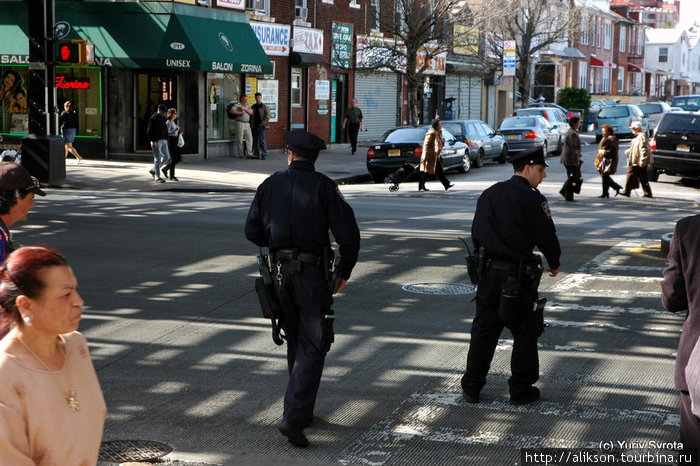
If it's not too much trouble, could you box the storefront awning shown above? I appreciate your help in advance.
[590,56,614,67]
[626,63,643,73]
[1,2,272,74]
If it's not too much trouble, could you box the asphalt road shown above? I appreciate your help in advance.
[13,137,700,465]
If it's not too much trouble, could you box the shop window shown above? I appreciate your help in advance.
[291,68,302,106]
[1,65,102,138]
[206,73,241,140]
[55,66,103,138]
[0,67,29,135]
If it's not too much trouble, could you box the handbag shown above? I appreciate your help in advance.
[685,336,700,417]
[597,160,612,175]
[177,132,185,148]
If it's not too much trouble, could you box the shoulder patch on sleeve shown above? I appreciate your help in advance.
[541,201,552,219]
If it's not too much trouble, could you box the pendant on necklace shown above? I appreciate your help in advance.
[66,388,80,412]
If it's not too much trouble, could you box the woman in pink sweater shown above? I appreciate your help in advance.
[0,246,106,465]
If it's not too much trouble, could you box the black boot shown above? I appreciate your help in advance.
[418,172,429,191]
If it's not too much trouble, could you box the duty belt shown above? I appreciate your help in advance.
[273,249,322,267]
[487,258,519,273]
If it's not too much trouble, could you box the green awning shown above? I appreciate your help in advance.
[0,1,272,74]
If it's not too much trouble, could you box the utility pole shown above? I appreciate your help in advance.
[22,0,65,184]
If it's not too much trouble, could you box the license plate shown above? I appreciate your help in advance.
[507,134,519,140]
[388,149,401,156]
[677,144,690,152]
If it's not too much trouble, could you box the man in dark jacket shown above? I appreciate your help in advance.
[251,92,270,160]
[146,104,171,183]
[662,214,700,450]
[559,116,582,202]
[461,146,560,406]
[245,130,360,448]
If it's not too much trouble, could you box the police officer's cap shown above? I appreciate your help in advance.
[285,130,326,159]
[507,146,549,170]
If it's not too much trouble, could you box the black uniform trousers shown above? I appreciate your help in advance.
[462,267,539,399]
[274,261,332,428]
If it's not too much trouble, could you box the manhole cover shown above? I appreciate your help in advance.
[99,440,173,462]
[402,282,476,295]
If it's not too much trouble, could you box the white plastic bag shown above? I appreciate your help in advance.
[177,133,185,148]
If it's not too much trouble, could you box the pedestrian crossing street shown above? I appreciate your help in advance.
[338,241,683,465]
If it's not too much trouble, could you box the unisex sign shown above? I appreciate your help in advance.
[250,22,291,57]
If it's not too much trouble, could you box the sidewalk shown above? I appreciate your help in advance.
[55,143,371,193]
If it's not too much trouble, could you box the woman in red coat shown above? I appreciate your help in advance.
[595,124,623,198]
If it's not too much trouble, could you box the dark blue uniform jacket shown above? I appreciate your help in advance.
[472,175,561,270]
[245,161,360,279]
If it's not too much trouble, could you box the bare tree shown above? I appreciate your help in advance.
[357,0,471,125]
[472,0,582,106]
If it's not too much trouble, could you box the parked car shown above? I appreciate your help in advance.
[515,107,569,136]
[496,115,562,156]
[366,126,470,183]
[595,104,649,142]
[637,101,672,132]
[670,95,700,112]
[648,111,700,181]
[441,120,508,167]
[588,99,617,127]
[528,102,582,120]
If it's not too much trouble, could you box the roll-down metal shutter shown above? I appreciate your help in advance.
[354,72,399,141]
[445,74,482,120]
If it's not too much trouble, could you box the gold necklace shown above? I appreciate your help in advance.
[16,334,80,412]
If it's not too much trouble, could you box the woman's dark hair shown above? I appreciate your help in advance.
[568,116,581,128]
[431,119,441,130]
[0,246,68,334]
[2,70,22,91]
[601,124,614,135]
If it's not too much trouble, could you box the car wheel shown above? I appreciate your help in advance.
[542,141,548,155]
[552,136,563,156]
[457,153,471,173]
[475,150,485,168]
[498,145,508,164]
[647,165,659,182]
[371,172,385,184]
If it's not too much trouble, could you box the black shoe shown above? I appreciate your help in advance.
[598,193,609,198]
[419,186,430,191]
[162,168,168,177]
[169,176,179,181]
[149,169,155,177]
[510,387,540,406]
[278,421,308,448]
[559,189,568,200]
[619,190,630,197]
[444,183,454,191]
[463,391,480,404]
[614,187,621,197]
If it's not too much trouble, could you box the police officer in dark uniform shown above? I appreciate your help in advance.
[245,130,360,448]
[461,146,561,406]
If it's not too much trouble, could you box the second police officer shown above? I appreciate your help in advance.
[244,130,361,448]
[461,146,561,406]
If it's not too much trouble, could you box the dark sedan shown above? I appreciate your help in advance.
[442,120,508,167]
[496,116,561,156]
[366,126,470,183]
[648,111,700,181]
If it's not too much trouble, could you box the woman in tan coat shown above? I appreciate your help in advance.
[621,121,653,198]
[418,119,454,191]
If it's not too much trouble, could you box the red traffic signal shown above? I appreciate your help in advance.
[56,40,91,65]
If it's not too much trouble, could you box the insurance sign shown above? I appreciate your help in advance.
[250,22,291,57]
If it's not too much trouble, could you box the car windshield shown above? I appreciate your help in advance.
[382,127,428,143]
[516,109,543,117]
[638,103,663,114]
[599,106,630,118]
[500,118,536,129]
[657,113,700,132]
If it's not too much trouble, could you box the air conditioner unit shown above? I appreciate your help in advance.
[296,6,308,19]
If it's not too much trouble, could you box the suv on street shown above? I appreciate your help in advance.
[671,95,700,112]
[648,111,700,181]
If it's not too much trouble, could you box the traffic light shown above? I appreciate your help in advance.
[56,40,90,65]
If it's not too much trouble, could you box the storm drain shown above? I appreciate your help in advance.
[402,282,476,295]
[99,440,173,463]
